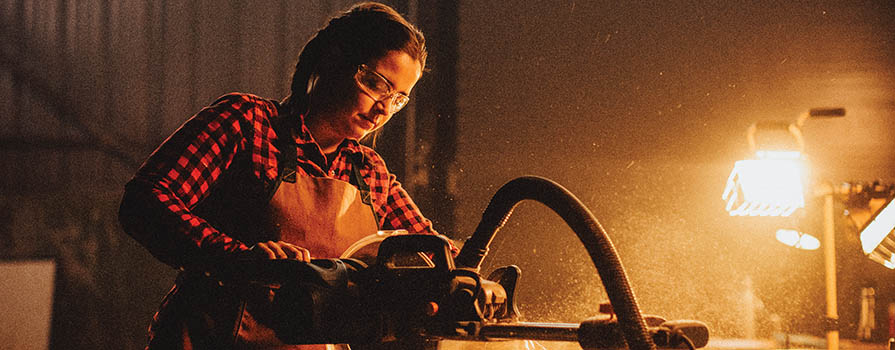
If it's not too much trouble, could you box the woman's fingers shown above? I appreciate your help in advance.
[254,241,277,259]
[252,241,311,261]
[267,240,289,259]
[281,243,312,262]
[299,246,311,262]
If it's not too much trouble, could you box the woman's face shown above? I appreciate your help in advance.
[312,50,422,142]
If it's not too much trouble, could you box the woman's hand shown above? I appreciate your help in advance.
[249,241,312,262]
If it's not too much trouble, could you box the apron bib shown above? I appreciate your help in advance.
[149,132,380,350]
[266,175,379,260]
[234,169,379,350]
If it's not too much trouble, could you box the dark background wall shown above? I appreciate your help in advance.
[1,1,893,349]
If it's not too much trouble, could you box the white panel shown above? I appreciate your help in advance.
[0,260,56,350]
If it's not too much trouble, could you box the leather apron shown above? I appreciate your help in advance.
[147,130,379,350]
[234,157,380,349]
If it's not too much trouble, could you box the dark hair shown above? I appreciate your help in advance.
[281,2,427,119]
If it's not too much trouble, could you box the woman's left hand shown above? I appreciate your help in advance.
[249,240,312,262]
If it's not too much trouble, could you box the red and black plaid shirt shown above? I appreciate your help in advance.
[120,93,440,268]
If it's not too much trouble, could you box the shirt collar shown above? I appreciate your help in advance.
[293,114,364,156]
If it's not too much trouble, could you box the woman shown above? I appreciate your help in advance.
[119,2,448,349]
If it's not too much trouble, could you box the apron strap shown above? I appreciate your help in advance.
[270,116,299,201]
[349,152,381,228]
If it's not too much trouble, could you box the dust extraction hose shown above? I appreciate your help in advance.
[455,176,657,350]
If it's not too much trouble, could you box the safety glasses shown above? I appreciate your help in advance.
[354,64,410,113]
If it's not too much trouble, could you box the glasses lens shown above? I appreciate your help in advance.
[357,66,391,96]
[356,65,411,112]
[392,95,409,111]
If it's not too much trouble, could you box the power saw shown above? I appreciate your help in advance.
[219,176,710,350]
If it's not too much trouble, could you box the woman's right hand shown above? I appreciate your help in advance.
[249,241,312,262]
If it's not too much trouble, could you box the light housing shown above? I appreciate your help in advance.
[722,151,807,217]
[859,196,895,268]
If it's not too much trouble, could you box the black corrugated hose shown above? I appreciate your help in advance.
[455,176,657,350]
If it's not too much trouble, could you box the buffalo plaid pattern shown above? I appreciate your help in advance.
[120,93,441,269]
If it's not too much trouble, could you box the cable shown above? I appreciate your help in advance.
[675,330,697,350]
[455,176,657,350]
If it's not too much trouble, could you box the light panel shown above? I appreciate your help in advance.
[860,196,895,268]
[722,152,806,217]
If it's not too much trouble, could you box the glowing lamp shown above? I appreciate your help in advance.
[775,229,820,250]
[859,196,895,268]
[722,151,806,217]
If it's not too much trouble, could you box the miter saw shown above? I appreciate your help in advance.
[220,176,710,350]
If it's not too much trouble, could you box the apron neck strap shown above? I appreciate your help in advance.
[270,117,299,201]
[349,152,381,227]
